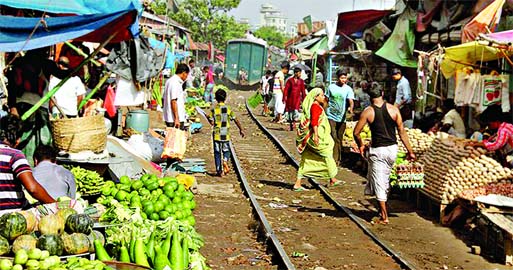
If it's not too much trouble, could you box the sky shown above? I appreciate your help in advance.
[230,0,397,27]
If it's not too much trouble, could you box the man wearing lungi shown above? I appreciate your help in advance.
[353,85,415,224]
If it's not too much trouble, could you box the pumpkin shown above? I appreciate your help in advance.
[62,233,90,255]
[39,214,64,235]
[87,230,105,253]
[37,234,64,256]
[0,212,27,240]
[12,234,37,253]
[0,235,9,256]
[19,211,37,233]
[65,214,93,234]
[56,208,77,223]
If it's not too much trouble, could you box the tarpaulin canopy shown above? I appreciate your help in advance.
[0,0,140,52]
[461,0,505,43]
[309,36,329,55]
[481,29,513,44]
[0,0,140,15]
[0,10,137,52]
[291,37,321,50]
[440,41,511,78]
[336,9,394,36]
[375,8,417,68]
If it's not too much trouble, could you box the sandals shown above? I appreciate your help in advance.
[327,180,343,188]
[293,186,308,192]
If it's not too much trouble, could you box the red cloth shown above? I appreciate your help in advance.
[310,103,323,127]
[336,10,393,36]
[282,77,306,112]
[484,122,513,151]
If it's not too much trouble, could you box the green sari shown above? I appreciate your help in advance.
[296,88,337,179]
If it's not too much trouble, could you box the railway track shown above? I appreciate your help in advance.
[224,98,415,269]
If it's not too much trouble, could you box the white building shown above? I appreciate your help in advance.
[260,3,287,34]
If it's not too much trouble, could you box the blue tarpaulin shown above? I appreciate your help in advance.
[0,11,135,52]
[0,0,141,15]
[0,0,140,52]
[148,38,174,69]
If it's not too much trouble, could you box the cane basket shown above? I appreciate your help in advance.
[51,114,107,153]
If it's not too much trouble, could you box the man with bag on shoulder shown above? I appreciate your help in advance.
[164,63,189,130]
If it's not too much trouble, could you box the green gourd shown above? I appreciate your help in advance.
[170,232,183,270]
[153,246,172,270]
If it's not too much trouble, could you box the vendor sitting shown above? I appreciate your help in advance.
[440,99,466,138]
[467,105,513,166]
[0,115,55,210]
[33,145,76,199]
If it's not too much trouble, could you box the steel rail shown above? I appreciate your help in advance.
[245,101,417,270]
[228,141,296,270]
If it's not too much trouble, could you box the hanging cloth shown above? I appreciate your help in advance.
[375,7,418,68]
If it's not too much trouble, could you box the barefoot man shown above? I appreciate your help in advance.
[353,85,415,224]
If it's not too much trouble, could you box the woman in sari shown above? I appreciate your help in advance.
[294,88,340,191]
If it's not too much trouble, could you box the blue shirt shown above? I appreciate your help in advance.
[326,83,354,122]
[395,76,412,105]
[33,161,76,199]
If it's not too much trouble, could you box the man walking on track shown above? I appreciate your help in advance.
[353,86,415,225]
[283,67,306,131]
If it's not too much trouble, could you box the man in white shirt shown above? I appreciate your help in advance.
[164,63,189,130]
[48,57,86,117]
[441,99,466,138]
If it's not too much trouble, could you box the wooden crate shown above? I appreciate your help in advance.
[415,189,450,223]
[476,212,511,265]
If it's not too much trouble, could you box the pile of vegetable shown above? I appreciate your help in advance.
[94,219,208,270]
[418,136,513,203]
[459,183,513,200]
[0,210,104,258]
[397,128,435,157]
[66,166,107,196]
[0,247,68,270]
[342,121,371,146]
[97,174,196,225]
[389,153,425,189]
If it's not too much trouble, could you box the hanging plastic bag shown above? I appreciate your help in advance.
[104,85,116,118]
[161,127,188,160]
[247,92,263,109]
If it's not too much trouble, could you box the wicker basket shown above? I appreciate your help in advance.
[51,114,107,153]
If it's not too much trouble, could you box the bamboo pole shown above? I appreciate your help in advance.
[64,41,102,67]
[78,71,111,110]
[22,31,118,121]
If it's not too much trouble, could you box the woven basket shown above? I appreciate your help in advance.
[51,114,107,153]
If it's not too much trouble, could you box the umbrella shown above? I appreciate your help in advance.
[291,63,311,71]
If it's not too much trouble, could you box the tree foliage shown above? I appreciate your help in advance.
[154,0,248,50]
[254,26,287,48]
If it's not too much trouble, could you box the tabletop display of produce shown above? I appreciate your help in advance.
[0,172,208,270]
[418,136,513,203]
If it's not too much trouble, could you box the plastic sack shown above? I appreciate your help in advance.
[161,127,188,160]
[247,92,263,108]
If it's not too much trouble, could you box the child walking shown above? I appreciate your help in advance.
[208,90,245,176]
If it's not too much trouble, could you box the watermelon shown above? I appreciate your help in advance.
[0,212,27,240]
[56,208,77,223]
[39,215,64,235]
[86,230,105,253]
[0,235,9,255]
[19,211,37,233]
[37,235,64,256]
[62,233,90,255]
[65,214,93,234]
[12,234,37,253]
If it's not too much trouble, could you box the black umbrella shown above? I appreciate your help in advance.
[291,63,311,71]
